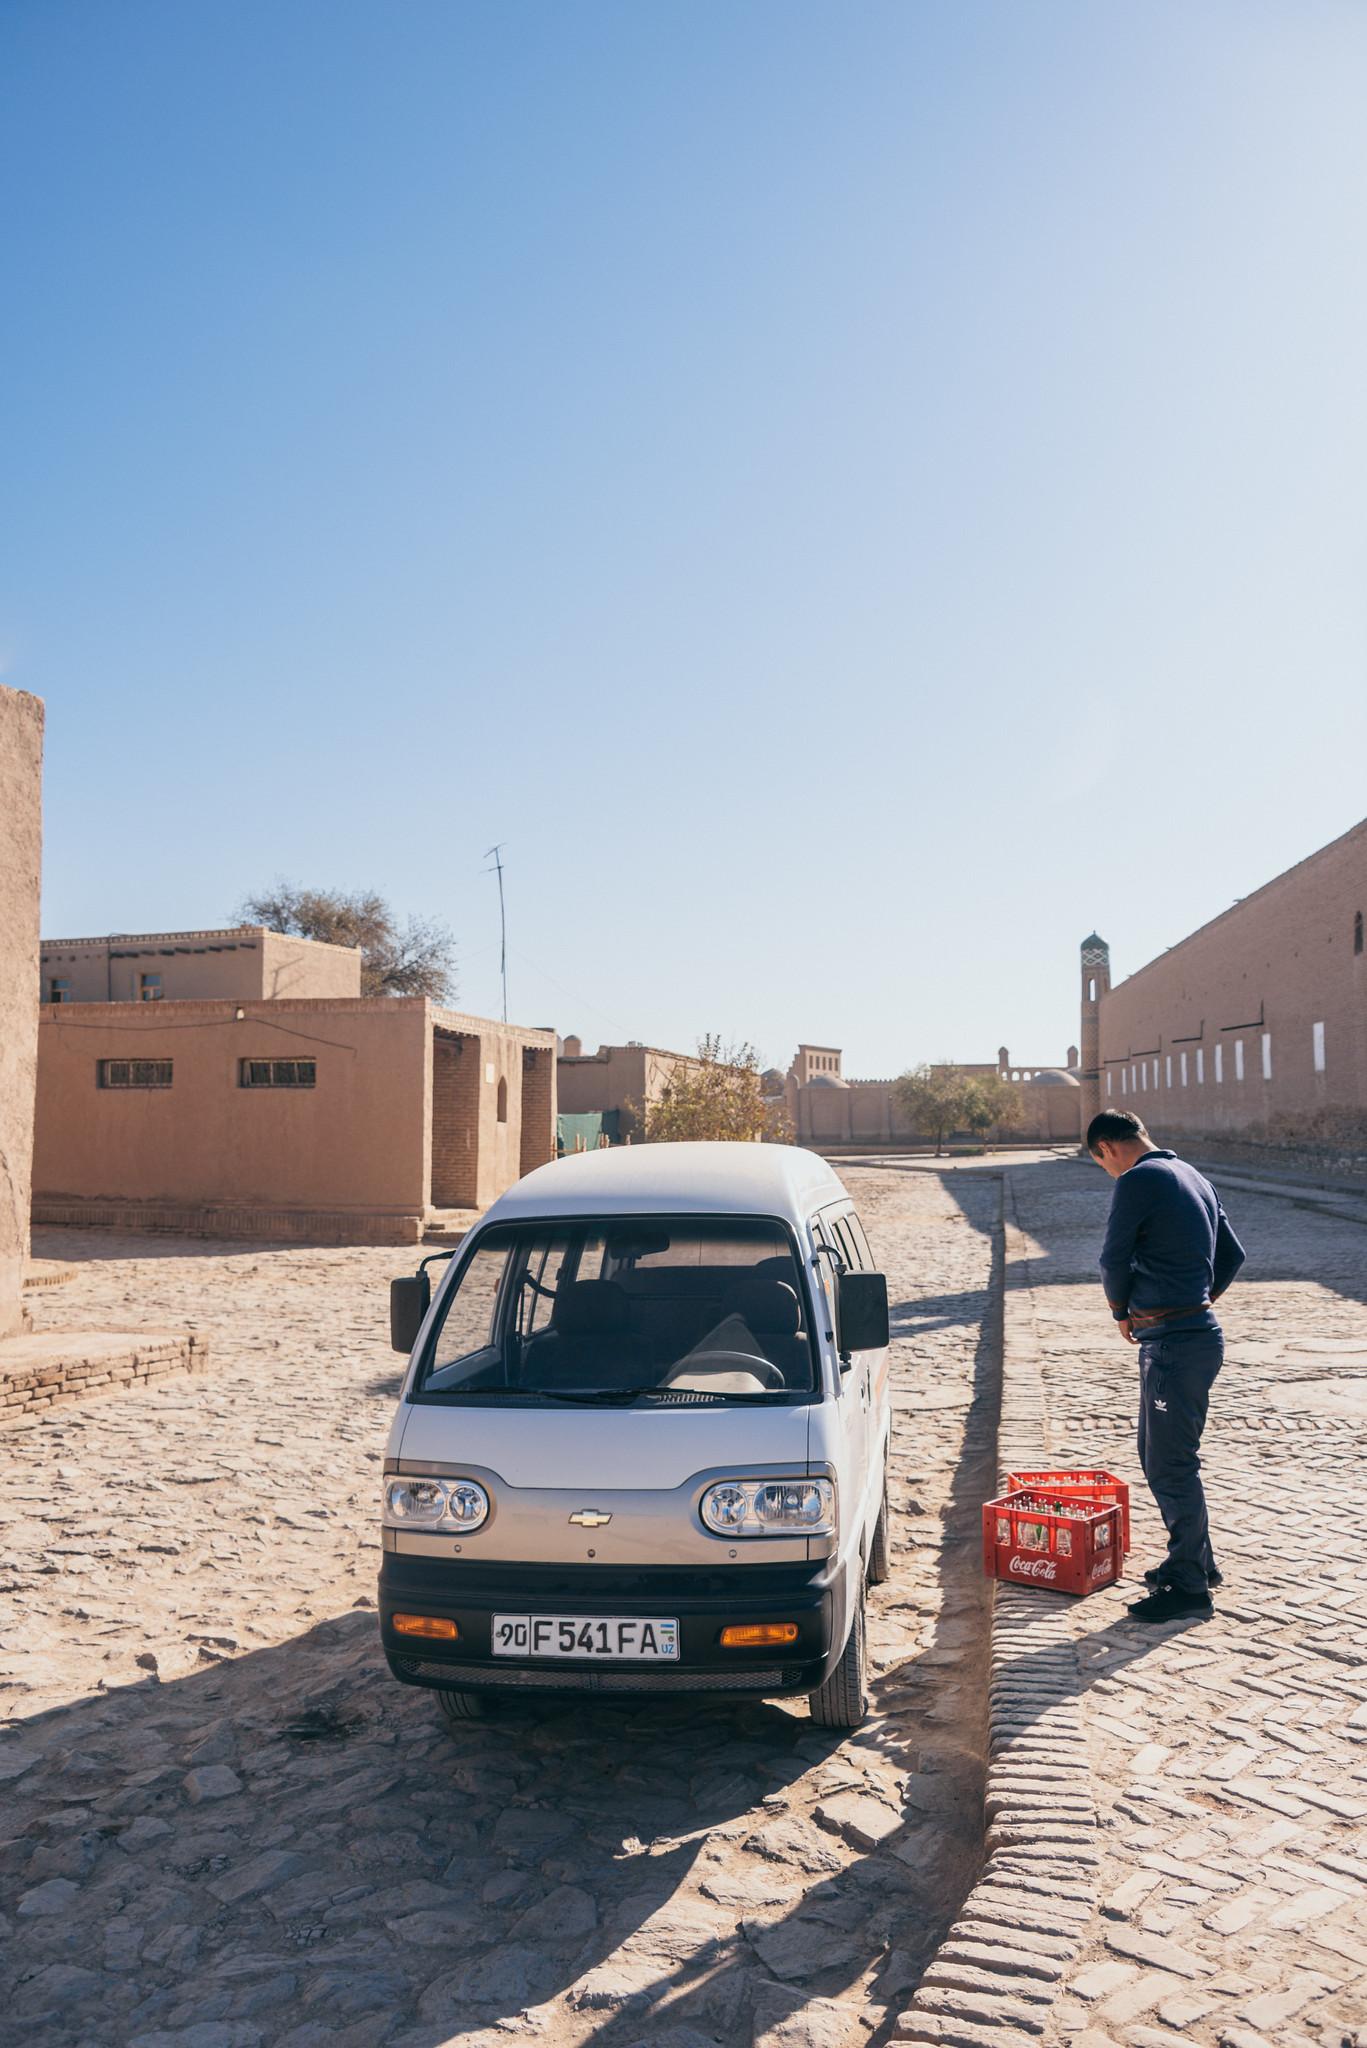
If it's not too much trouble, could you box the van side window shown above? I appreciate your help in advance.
[844,1212,875,1271]
[810,1216,839,1319]
[829,1213,862,1273]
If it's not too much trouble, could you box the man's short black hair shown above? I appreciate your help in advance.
[1087,1109,1148,1152]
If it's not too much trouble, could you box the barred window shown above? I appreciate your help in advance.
[99,1059,173,1088]
[139,973,164,1002]
[239,1058,316,1088]
[49,978,70,1003]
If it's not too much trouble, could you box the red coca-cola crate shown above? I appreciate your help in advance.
[982,1489,1125,1597]
[1006,1467,1131,1553]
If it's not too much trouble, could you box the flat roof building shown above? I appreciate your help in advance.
[33,926,556,1241]
[40,925,361,1006]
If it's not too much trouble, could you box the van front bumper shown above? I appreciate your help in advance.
[378,1552,850,1698]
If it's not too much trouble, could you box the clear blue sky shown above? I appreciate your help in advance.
[5,1,1365,1077]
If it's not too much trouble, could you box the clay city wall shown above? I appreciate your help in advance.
[0,687,44,1337]
[39,927,362,1005]
[1097,817,1367,1172]
[793,1072,1080,1148]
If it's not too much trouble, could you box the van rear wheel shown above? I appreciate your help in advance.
[809,1586,868,1730]
[435,1687,489,1725]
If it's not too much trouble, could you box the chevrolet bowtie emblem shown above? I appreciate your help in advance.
[569,1510,612,1529]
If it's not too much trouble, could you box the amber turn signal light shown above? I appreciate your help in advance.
[719,1622,799,1648]
[392,1614,459,1640]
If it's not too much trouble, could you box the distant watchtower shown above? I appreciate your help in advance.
[1079,933,1111,1141]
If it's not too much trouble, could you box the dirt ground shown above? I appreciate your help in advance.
[4,1164,999,2048]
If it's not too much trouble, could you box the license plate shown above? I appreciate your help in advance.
[491,1614,679,1661]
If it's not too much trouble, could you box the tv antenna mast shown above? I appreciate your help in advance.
[483,843,508,1021]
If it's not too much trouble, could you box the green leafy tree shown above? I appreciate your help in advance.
[641,1035,794,1144]
[236,882,457,1001]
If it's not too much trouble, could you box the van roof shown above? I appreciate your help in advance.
[487,1142,849,1225]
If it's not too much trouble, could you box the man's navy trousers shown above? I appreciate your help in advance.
[1136,1326,1223,1594]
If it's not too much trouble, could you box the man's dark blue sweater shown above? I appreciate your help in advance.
[1099,1149,1246,1334]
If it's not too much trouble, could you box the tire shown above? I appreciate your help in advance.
[809,1585,868,1730]
[435,1687,489,1725]
[867,1476,891,1586]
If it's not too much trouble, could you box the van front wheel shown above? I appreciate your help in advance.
[809,1586,868,1730]
[435,1687,489,1726]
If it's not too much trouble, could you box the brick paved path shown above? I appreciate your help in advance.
[983,1158,1367,2048]
[3,1167,999,2048]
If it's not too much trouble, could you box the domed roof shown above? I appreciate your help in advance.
[808,1073,850,1089]
[1025,1069,1080,1088]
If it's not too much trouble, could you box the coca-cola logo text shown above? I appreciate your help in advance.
[1090,1556,1114,1580]
[1008,1555,1058,1581]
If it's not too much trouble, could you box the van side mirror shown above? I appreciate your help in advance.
[835,1270,889,1355]
[390,1272,431,1353]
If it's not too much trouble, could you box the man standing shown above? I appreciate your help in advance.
[1087,1110,1246,1623]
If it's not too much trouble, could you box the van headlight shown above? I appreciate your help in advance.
[700,1478,835,1538]
[384,1477,489,1531]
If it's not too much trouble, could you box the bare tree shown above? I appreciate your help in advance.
[640,1036,794,1144]
[236,882,457,1001]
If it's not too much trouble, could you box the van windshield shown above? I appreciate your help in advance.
[415,1216,818,1403]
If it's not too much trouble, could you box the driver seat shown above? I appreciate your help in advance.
[717,1278,809,1387]
[526,1280,650,1388]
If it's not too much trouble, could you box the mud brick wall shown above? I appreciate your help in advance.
[0,686,44,1339]
[519,1046,556,1176]
[431,1033,481,1207]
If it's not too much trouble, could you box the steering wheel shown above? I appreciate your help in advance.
[666,1350,785,1389]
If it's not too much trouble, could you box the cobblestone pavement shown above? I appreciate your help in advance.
[985,1157,1367,2048]
[2,1165,1000,2048]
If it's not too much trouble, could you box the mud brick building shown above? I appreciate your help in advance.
[40,924,362,1005]
[34,928,556,1242]
[555,1038,712,1146]
[1081,815,1367,1170]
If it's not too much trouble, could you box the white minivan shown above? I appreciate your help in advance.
[380,1142,891,1729]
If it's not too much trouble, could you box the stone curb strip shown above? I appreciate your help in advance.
[0,1330,209,1424]
[891,1188,1099,2047]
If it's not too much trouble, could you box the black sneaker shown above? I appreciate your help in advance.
[1143,1564,1223,1590]
[1127,1586,1214,1624]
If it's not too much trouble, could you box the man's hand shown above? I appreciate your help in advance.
[1116,1317,1136,1344]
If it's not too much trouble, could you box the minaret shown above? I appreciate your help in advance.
[1079,934,1111,1142]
